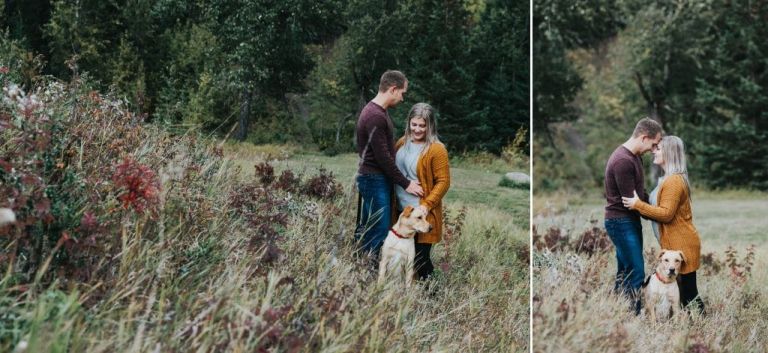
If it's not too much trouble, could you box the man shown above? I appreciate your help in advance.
[355,70,423,263]
[604,117,663,314]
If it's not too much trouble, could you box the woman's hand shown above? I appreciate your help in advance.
[406,180,424,197]
[621,190,640,210]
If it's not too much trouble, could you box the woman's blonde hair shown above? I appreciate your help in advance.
[660,135,691,194]
[403,103,440,151]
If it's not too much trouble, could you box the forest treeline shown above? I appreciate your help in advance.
[0,0,528,155]
[534,0,768,191]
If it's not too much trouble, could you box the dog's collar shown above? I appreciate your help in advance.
[655,271,675,284]
[390,228,409,239]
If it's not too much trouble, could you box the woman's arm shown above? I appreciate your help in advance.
[420,144,450,211]
[631,175,686,223]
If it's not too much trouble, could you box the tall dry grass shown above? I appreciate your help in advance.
[0,76,528,352]
[532,196,768,353]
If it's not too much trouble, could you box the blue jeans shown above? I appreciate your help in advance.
[355,174,391,258]
[605,217,644,314]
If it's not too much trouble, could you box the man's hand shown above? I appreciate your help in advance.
[405,180,424,197]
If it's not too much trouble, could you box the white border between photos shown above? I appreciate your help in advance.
[528,0,534,351]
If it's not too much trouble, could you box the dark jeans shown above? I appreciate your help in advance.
[414,243,434,280]
[678,271,705,314]
[605,217,644,314]
[355,174,391,260]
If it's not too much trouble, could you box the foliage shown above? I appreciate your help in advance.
[1,78,128,282]
[304,37,359,154]
[455,0,530,153]
[307,0,529,154]
[439,206,467,274]
[3,1,528,154]
[13,0,344,142]
[696,120,768,190]
[502,126,529,163]
[112,157,161,216]
[228,183,289,267]
[201,0,344,140]
[255,161,343,200]
[532,221,612,256]
[532,0,625,133]
[535,0,768,191]
[153,23,231,129]
[0,31,44,89]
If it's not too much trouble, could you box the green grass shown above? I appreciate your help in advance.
[228,148,530,230]
[534,191,768,249]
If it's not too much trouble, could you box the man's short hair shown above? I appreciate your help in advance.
[378,70,407,92]
[632,117,663,138]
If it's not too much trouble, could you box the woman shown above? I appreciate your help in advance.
[622,135,704,313]
[393,103,450,281]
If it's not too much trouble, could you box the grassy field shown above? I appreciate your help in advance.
[532,191,768,353]
[225,143,532,351]
[2,137,529,352]
[226,144,530,229]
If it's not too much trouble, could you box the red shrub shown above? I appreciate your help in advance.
[275,169,301,193]
[112,157,161,216]
[301,168,342,200]
[255,162,275,185]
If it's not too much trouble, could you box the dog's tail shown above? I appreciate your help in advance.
[641,274,651,288]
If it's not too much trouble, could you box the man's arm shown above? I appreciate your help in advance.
[613,158,639,202]
[366,117,411,189]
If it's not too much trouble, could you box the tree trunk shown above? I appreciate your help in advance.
[236,87,252,141]
[633,72,663,124]
[335,113,353,145]
[284,94,312,144]
[633,72,665,182]
[352,85,367,146]
[356,85,367,117]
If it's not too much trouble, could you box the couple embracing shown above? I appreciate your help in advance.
[354,70,450,282]
[604,118,705,316]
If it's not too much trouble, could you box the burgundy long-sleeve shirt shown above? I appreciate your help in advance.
[604,145,649,220]
[355,101,410,189]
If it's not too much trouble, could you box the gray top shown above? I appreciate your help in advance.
[649,177,664,243]
[395,140,425,211]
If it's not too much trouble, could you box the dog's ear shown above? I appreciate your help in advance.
[658,249,667,260]
[678,251,687,263]
[402,206,413,218]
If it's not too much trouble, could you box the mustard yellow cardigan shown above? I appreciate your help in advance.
[634,174,701,274]
[393,138,451,244]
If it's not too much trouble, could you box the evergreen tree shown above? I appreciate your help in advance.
[469,0,529,153]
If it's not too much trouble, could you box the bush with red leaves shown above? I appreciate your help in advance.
[112,157,161,216]
[228,184,289,267]
[255,162,275,185]
[275,169,301,193]
[533,220,612,257]
[0,75,167,285]
[301,168,342,200]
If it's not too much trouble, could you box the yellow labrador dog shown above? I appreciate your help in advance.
[643,249,685,322]
[378,206,432,287]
